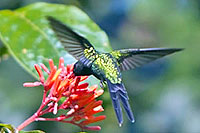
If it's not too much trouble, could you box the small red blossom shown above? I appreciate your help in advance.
[17,57,106,131]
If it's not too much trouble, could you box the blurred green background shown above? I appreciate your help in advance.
[0,0,199,133]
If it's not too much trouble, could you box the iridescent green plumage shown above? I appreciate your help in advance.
[92,53,121,84]
[48,16,183,126]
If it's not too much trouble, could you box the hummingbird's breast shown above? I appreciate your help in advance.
[91,53,122,84]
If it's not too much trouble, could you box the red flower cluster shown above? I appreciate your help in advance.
[17,57,106,131]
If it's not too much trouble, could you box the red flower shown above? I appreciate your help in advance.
[17,57,106,131]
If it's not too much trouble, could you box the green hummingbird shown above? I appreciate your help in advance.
[47,17,182,126]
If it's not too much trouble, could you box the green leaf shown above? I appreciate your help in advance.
[0,123,15,133]
[0,123,45,133]
[0,2,112,85]
[19,130,45,133]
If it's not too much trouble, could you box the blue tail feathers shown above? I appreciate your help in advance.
[106,79,135,125]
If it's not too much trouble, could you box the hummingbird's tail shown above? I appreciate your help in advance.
[106,79,135,126]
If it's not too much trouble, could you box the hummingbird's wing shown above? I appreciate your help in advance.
[47,17,97,66]
[111,48,183,71]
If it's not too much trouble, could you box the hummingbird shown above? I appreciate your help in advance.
[47,17,182,126]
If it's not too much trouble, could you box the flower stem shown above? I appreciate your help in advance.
[17,90,49,131]
[17,113,37,131]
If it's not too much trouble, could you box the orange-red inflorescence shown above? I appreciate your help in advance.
[21,57,106,131]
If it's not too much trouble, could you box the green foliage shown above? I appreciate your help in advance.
[19,130,45,133]
[0,2,112,85]
[0,123,15,133]
[0,123,45,133]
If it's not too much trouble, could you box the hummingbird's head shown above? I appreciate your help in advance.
[73,61,84,76]
[73,61,92,76]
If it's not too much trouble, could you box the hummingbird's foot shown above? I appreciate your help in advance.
[100,80,106,89]
[100,81,104,88]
